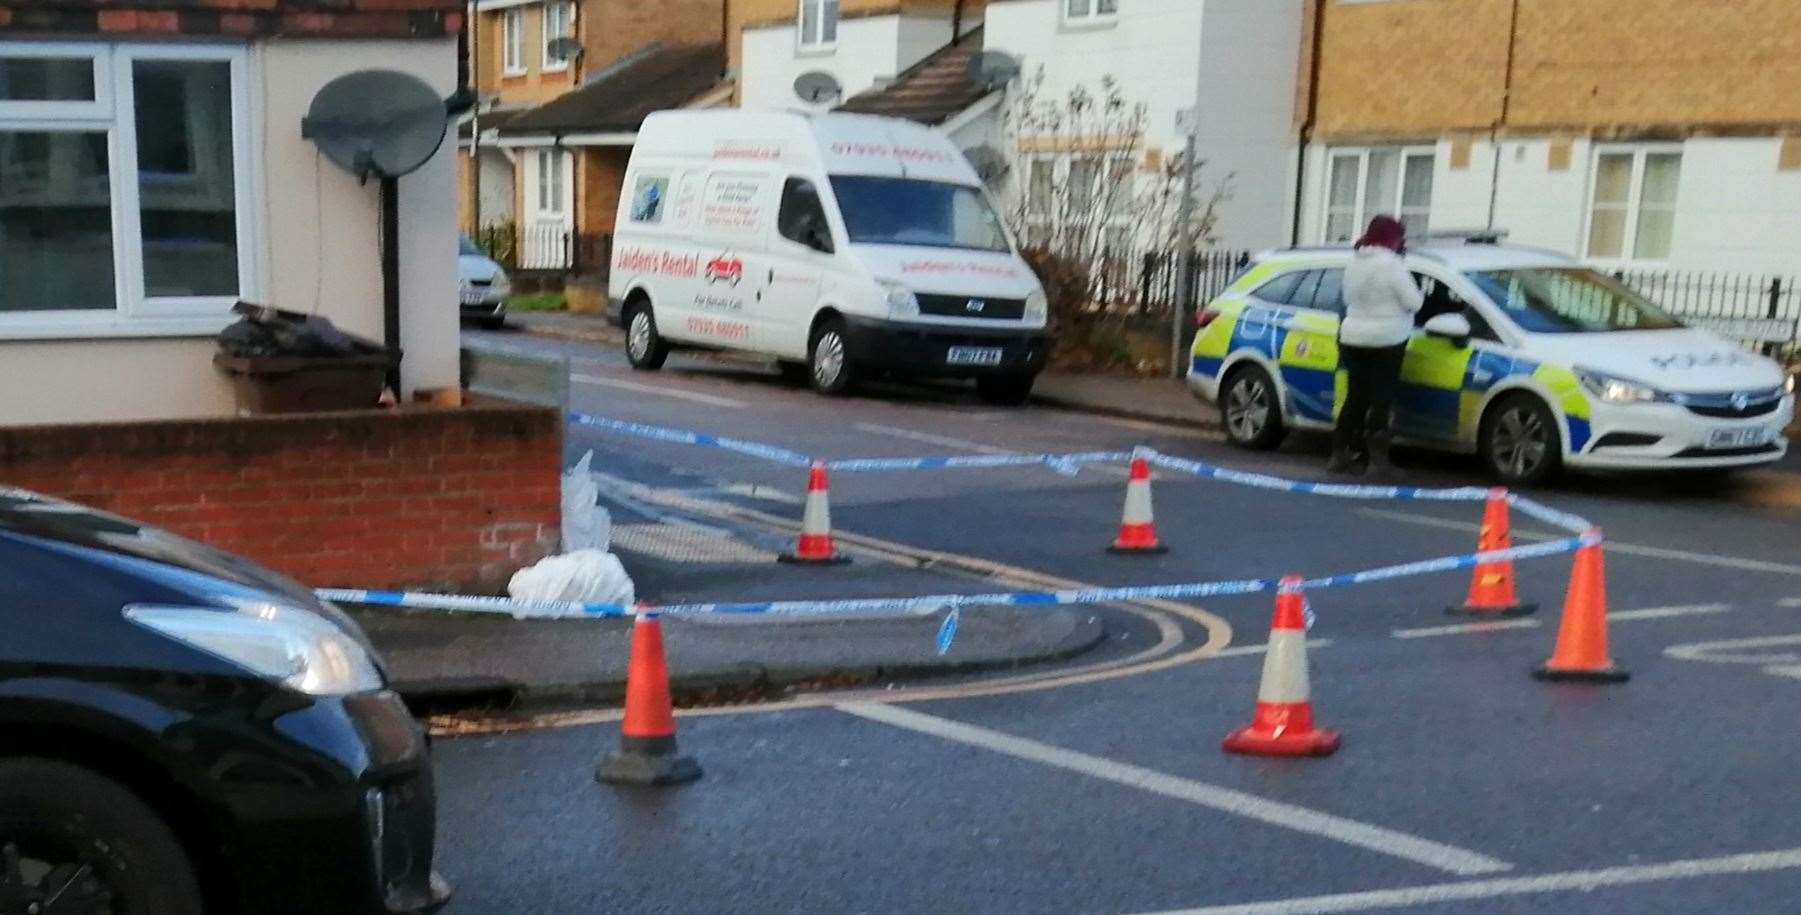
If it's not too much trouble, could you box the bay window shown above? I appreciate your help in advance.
[0,43,253,335]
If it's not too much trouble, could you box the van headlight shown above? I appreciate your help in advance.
[125,600,383,696]
[880,281,919,319]
[1024,288,1048,326]
[1576,367,1666,405]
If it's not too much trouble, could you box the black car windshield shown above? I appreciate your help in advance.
[1465,268,1684,333]
[828,176,1011,252]
[458,236,483,256]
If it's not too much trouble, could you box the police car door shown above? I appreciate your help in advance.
[1395,271,1508,445]
[1239,268,1340,427]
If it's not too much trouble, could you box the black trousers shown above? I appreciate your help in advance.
[1334,343,1407,458]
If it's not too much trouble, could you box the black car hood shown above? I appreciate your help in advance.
[0,488,351,624]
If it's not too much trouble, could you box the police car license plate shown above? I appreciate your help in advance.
[1707,426,1770,450]
[946,346,1003,367]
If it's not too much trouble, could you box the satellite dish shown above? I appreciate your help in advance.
[301,70,449,182]
[793,70,843,105]
[546,37,584,66]
[963,145,1010,182]
[967,51,1022,91]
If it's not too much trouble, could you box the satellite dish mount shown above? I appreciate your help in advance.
[967,50,1022,92]
[302,70,454,392]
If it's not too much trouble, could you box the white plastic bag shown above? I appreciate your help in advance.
[506,549,636,616]
[561,451,610,552]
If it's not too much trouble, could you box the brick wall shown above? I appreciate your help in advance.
[579,146,631,237]
[0,0,461,38]
[475,4,578,107]
[586,0,724,74]
[1312,0,1801,142]
[0,401,562,593]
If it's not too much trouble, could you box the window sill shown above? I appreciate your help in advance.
[501,68,528,79]
[795,44,838,58]
[541,61,571,74]
[1059,15,1119,32]
[0,313,234,342]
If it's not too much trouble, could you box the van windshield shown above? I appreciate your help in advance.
[828,176,1011,253]
[1465,267,1684,333]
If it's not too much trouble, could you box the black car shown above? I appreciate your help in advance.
[0,488,449,915]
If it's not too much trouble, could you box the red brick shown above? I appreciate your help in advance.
[98,9,180,32]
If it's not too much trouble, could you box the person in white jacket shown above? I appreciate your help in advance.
[1331,215,1424,474]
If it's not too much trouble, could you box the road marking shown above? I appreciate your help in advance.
[1665,633,1801,665]
[1780,597,1801,608]
[836,702,1511,877]
[1609,602,1732,621]
[1135,845,1801,915]
[572,373,747,408]
[1213,639,1331,657]
[1356,507,1801,576]
[854,422,1016,455]
[1393,620,1541,639]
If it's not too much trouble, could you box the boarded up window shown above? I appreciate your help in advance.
[1781,136,1801,172]
[1449,139,1472,171]
[1548,139,1573,172]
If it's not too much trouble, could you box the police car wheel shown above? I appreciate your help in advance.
[810,320,855,395]
[625,303,669,371]
[1221,365,1285,450]
[1481,394,1562,485]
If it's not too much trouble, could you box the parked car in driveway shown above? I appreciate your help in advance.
[459,235,510,329]
[0,488,450,915]
[1188,235,1796,483]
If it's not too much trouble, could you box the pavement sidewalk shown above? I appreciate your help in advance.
[505,309,1213,428]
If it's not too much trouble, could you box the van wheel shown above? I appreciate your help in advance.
[624,302,669,370]
[1220,364,1285,450]
[976,373,1036,407]
[809,319,856,395]
[0,759,204,915]
[1481,394,1562,485]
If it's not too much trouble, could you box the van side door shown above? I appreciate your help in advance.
[683,170,771,351]
[764,176,836,358]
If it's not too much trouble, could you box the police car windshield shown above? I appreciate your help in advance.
[829,176,1010,253]
[1466,268,1683,334]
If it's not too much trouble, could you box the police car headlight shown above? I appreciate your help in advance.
[1576,367,1666,405]
[880,281,919,319]
[1024,288,1048,326]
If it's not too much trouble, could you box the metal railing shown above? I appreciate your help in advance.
[1611,269,1798,346]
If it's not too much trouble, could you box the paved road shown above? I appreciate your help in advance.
[434,328,1801,914]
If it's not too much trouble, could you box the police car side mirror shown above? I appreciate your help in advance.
[1423,313,1472,347]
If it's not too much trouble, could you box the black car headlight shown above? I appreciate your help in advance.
[125,599,383,696]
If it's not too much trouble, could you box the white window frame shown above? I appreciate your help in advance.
[0,42,259,340]
[536,149,569,216]
[1063,0,1121,28]
[1583,143,1683,266]
[502,8,526,76]
[541,1,573,73]
[1320,145,1435,244]
[797,0,840,52]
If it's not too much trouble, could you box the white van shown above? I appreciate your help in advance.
[608,110,1049,404]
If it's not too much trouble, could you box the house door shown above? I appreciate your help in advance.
[522,149,574,269]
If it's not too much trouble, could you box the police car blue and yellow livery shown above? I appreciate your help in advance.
[1188,240,1794,483]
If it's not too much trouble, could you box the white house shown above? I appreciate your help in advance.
[0,1,463,426]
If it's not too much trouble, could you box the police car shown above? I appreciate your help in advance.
[1188,237,1796,483]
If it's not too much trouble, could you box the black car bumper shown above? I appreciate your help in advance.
[841,316,1048,377]
[459,298,506,322]
[209,690,450,914]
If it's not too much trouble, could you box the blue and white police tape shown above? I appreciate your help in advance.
[824,450,1129,477]
[317,528,1599,624]
[569,413,814,468]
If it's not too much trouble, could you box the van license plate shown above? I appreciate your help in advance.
[946,346,1003,367]
[1708,426,1769,449]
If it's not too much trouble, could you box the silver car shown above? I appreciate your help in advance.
[459,236,511,329]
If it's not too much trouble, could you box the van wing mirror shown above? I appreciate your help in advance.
[1423,312,1472,346]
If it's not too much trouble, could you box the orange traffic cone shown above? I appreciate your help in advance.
[1533,532,1629,683]
[1108,455,1167,554]
[780,461,849,565]
[597,614,702,785]
[1224,578,1340,757]
[1447,488,1537,618]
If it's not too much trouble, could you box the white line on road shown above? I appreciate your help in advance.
[1356,507,1801,576]
[1134,845,1801,915]
[1392,619,1541,639]
[1212,639,1332,657]
[571,374,747,408]
[1391,604,1733,639]
[1609,603,1732,621]
[853,422,1016,455]
[1780,597,1801,608]
[836,701,1511,876]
